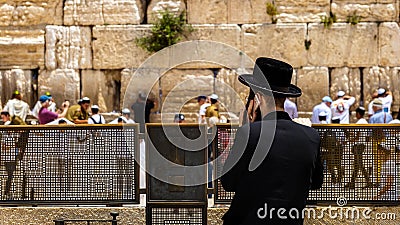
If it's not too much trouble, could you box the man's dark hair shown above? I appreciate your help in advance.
[1,111,10,116]
[91,108,99,114]
[356,107,365,117]
[210,98,218,104]
[274,97,286,109]
[197,95,206,102]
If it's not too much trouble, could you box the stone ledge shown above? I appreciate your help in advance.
[0,206,399,224]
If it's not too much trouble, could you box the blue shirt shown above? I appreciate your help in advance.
[369,110,393,124]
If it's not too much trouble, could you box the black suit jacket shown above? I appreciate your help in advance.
[221,111,324,225]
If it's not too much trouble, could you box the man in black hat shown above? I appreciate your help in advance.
[221,57,323,225]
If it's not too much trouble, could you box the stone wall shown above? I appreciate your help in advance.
[0,0,399,119]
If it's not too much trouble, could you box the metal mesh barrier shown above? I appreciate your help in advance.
[214,124,400,205]
[146,205,206,225]
[146,124,208,225]
[213,124,238,204]
[0,125,139,205]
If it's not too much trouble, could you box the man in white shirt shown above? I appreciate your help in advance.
[331,90,355,124]
[284,98,298,119]
[88,105,106,124]
[368,88,393,118]
[3,90,30,121]
[311,96,332,124]
[355,107,368,124]
[109,108,135,124]
[376,143,398,201]
[198,95,210,124]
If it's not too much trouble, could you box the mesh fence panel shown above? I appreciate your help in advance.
[214,124,400,205]
[147,205,206,225]
[0,125,139,204]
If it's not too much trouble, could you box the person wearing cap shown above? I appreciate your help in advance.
[88,105,105,124]
[331,90,355,124]
[3,90,30,122]
[284,98,298,119]
[31,92,57,118]
[355,107,368,124]
[368,88,393,118]
[65,97,91,124]
[197,95,211,124]
[205,94,220,120]
[38,95,69,124]
[369,98,393,124]
[174,113,185,123]
[221,57,323,225]
[311,96,332,124]
[109,108,135,124]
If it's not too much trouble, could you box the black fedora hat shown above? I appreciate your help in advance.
[239,57,302,97]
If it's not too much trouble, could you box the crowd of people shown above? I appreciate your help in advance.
[311,88,399,124]
[0,91,159,128]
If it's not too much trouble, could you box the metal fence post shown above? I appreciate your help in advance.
[54,219,65,225]
[110,212,119,225]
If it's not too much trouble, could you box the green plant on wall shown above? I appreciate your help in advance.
[346,12,361,25]
[266,2,278,24]
[320,12,337,28]
[136,10,193,53]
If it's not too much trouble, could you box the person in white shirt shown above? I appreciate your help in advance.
[31,92,57,118]
[3,90,30,122]
[355,107,368,124]
[331,90,355,124]
[284,98,298,119]
[311,96,332,124]
[368,88,393,118]
[318,111,328,124]
[109,108,135,124]
[198,95,210,124]
[88,105,106,124]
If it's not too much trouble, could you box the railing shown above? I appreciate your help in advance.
[214,124,400,205]
[1,123,400,208]
[54,212,119,225]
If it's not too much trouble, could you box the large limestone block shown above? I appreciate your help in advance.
[45,26,92,70]
[296,67,329,112]
[92,25,151,69]
[275,0,330,23]
[0,0,63,26]
[0,69,33,107]
[187,0,228,24]
[81,70,121,113]
[93,25,244,70]
[228,0,271,24]
[185,25,241,51]
[64,0,144,25]
[242,23,307,68]
[308,23,378,67]
[147,0,186,24]
[363,67,400,112]
[332,1,398,22]
[38,69,80,107]
[330,67,361,111]
[379,22,400,67]
[0,28,44,69]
